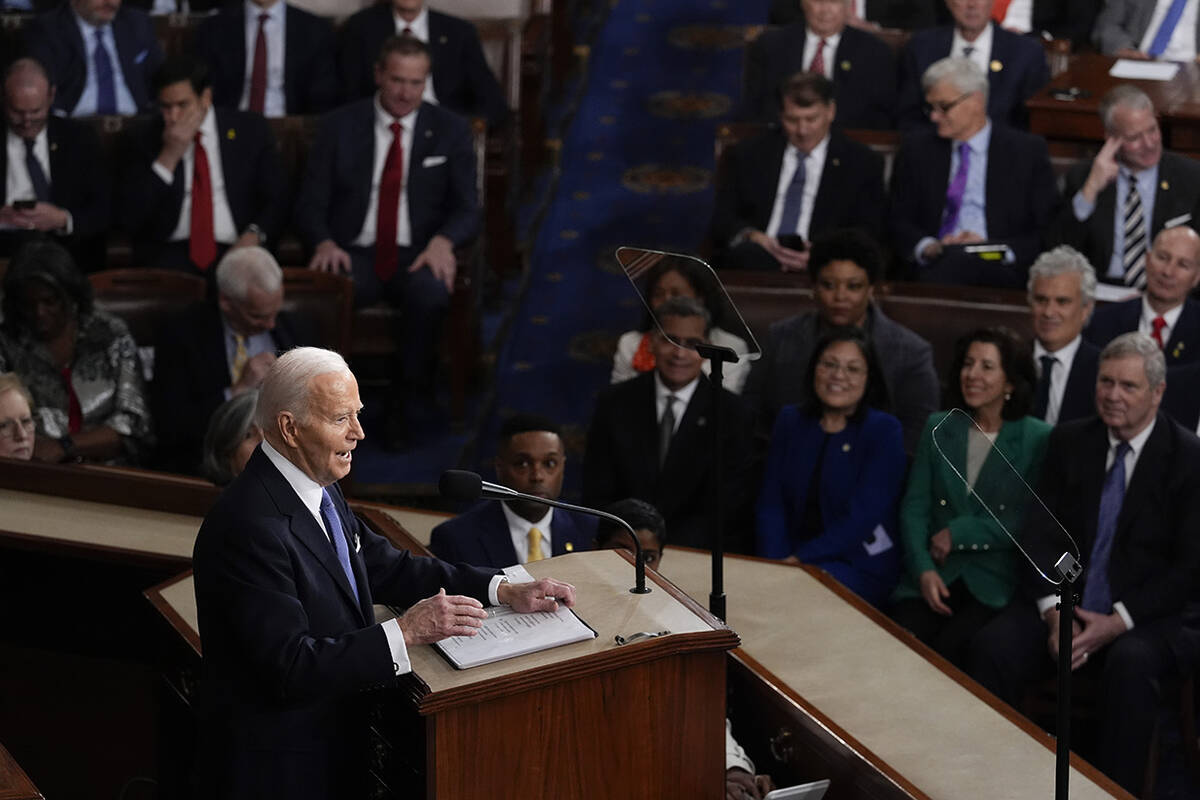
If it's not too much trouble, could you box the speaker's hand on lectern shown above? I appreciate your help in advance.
[398,588,488,645]
[497,578,577,612]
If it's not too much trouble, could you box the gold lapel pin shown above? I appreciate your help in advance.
[990,60,1002,72]
[842,442,851,452]
[840,60,851,71]
[565,542,574,552]
[226,128,236,139]
[1162,180,1170,190]
[831,157,840,166]
[50,142,58,151]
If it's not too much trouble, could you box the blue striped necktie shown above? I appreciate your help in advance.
[93,28,117,115]
[776,152,808,236]
[1148,0,1189,57]
[320,488,360,603]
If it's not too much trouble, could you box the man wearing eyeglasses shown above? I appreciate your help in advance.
[889,57,1057,287]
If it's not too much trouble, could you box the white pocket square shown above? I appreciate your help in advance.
[353,531,361,552]
[862,524,894,556]
[422,155,447,167]
[1165,212,1192,228]
[135,49,149,64]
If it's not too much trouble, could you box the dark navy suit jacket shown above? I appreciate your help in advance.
[25,2,164,115]
[1084,297,1200,366]
[1053,339,1101,424]
[1164,361,1200,432]
[429,501,596,569]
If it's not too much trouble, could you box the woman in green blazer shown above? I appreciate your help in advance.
[892,327,1051,669]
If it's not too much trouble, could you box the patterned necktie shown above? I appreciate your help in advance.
[93,28,117,115]
[230,333,249,383]
[248,12,269,114]
[1148,0,1189,57]
[776,152,808,237]
[939,142,971,238]
[809,39,826,75]
[659,394,677,466]
[527,526,545,562]
[189,132,217,271]
[1034,354,1057,420]
[23,138,50,202]
[319,488,360,602]
[375,121,405,282]
[1122,181,1147,288]
[1151,315,1167,349]
[1081,441,1130,613]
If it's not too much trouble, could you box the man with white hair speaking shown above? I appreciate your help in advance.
[192,347,576,798]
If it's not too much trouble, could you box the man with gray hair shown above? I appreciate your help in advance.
[889,57,1056,287]
[1027,245,1101,424]
[192,347,575,797]
[151,246,312,473]
[1051,85,1200,287]
[970,330,1200,794]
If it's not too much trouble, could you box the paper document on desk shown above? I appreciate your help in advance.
[434,604,597,669]
[1109,60,1180,81]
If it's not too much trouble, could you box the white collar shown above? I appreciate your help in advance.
[787,132,830,161]
[1109,416,1156,457]
[654,372,700,406]
[373,96,419,131]
[245,0,284,22]
[260,439,326,519]
[501,501,553,535]
[394,5,429,38]
[1142,295,1185,329]
[804,28,842,49]
[1034,332,1083,363]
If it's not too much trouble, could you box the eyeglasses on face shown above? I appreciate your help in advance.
[923,91,974,116]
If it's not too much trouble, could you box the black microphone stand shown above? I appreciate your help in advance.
[695,342,739,622]
[1052,552,1082,800]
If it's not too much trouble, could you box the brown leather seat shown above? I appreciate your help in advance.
[89,268,207,346]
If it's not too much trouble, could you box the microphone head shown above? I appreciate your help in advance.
[439,470,483,501]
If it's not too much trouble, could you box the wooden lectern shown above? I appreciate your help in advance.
[383,550,739,799]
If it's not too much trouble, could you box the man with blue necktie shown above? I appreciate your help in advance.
[969,331,1200,794]
[1095,0,1200,60]
[24,0,164,116]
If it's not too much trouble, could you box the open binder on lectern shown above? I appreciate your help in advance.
[434,605,598,670]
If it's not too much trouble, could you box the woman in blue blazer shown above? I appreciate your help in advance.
[757,327,907,608]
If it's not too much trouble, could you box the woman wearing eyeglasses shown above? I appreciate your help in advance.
[756,326,907,608]
[0,373,36,461]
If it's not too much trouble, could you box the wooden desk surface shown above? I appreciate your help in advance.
[0,741,43,800]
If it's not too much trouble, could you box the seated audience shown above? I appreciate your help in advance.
[713,72,885,273]
[1083,224,1200,365]
[897,0,1049,129]
[767,0,938,30]
[594,497,666,571]
[0,373,35,461]
[1049,86,1200,288]
[337,0,509,125]
[201,389,262,486]
[890,58,1056,287]
[584,297,753,550]
[757,327,906,608]
[611,257,750,393]
[0,240,152,464]
[1094,0,1200,59]
[891,326,1050,669]
[969,332,1200,795]
[743,0,896,128]
[1,58,109,273]
[430,414,595,568]
[743,229,938,453]
[1027,246,1101,425]
[152,246,310,474]
[117,57,286,275]
[193,0,339,117]
[25,0,164,116]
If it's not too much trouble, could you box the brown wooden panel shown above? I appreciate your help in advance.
[0,741,43,800]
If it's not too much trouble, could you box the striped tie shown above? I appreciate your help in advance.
[1122,181,1147,289]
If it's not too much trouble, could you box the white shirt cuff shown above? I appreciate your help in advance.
[915,236,938,264]
[1113,601,1134,631]
[62,209,73,235]
[381,617,411,676]
[1071,191,1094,222]
[488,574,505,606]
[152,161,175,185]
[725,719,755,774]
[1036,594,1058,617]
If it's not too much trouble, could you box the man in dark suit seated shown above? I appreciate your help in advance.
[969,332,1200,795]
[116,56,287,274]
[742,228,939,453]
[1027,246,1101,425]
[897,0,1049,129]
[1083,225,1200,366]
[743,0,896,128]
[890,57,1057,287]
[193,0,338,117]
[583,297,753,551]
[337,0,508,126]
[0,58,108,272]
[191,346,575,798]
[24,0,164,116]
[430,414,596,568]
[152,246,312,474]
[294,35,479,446]
[713,73,885,272]
[767,0,938,31]
[1049,86,1200,289]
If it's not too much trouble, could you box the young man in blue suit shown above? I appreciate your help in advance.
[430,414,596,568]
[192,347,575,798]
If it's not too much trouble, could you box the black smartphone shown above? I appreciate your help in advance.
[777,234,807,251]
[13,200,36,211]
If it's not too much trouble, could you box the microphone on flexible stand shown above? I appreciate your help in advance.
[438,470,651,595]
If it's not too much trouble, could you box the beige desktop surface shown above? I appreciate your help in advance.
[378,506,450,548]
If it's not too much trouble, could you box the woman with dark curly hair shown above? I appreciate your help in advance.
[0,240,152,463]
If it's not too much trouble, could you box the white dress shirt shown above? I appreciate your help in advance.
[353,100,417,248]
[240,0,288,118]
[654,372,700,435]
[952,23,993,74]
[1033,334,1083,425]
[1139,296,1184,346]
[999,0,1033,33]
[71,14,139,116]
[501,502,553,565]
[393,7,439,105]
[766,134,829,241]
[803,30,842,79]
[1139,0,1199,60]
[152,107,239,244]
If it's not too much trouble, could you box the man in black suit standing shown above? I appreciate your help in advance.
[1050,86,1200,289]
[1084,225,1200,365]
[192,346,575,798]
[193,0,338,117]
[583,297,753,550]
[969,332,1200,795]
[1027,246,1101,425]
[430,414,596,568]
[24,0,164,116]
[713,72,885,272]
[889,57,1057,287]
[337,0,507,125]
[0,58,108,271]
[116,56,287,274]
[743,0,896,128]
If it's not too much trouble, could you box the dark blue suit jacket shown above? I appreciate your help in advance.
[25,2,164,115]
[897,23,1049,130]
[193,2,338,115]
[1164,361,1200,432]
[192,446,497,798]
[1054,339,1101,424]
[429,501,596,568]
[293,98,479,252]
[1084,297,1200,366]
